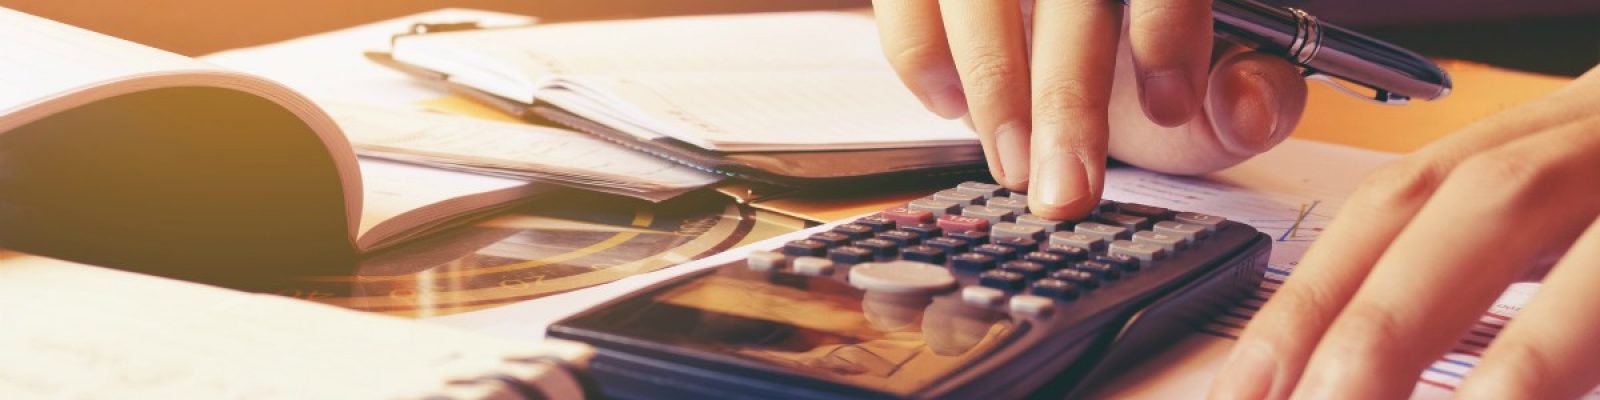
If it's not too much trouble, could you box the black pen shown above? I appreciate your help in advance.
[1121,0,1453,105]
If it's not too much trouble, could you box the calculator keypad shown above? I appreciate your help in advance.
[746,182,1230,318]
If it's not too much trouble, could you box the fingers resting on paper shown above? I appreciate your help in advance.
[872,0,1307,220]
[1211,67,1600,400]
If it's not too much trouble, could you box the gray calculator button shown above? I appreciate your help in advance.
[1008,295,1055,317]
[985,197,1028,214]
[1110,240,1165,262]
[962,286,1007,307]
[1074,222,1128,241]
[849,260,957,294]
[909,198,962,217]
[1098,211,1151,231]
[933,189,986,206]
[1009,192,1029,202]
[1153,221,1208,243]
[956,181,1007,199]
[1133,231,1186,252]
[991,222,1045,240]
[962,205,1015,224]
[791,256,835,276]
[1174,212,1225,232]
[1049,231,1105,250]
[747,250,786,271]
[1015,214,1071,233]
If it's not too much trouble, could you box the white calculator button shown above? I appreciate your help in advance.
[961,287,1006,307]
[1008,295,1055,317]
[1174,212,1225,232]
[849,261,956,294]
[747,250,786,271]
[791,256,835,276]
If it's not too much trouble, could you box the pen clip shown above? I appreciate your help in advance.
[1303,70,1411,105]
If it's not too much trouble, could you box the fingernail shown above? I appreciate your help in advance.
[994,123,1030,187]
[1034,151,1093,218]
[1218,72,1282,155]
[925,83,969,120]
[1210,343,1278,400]
[1141,72,1197,127]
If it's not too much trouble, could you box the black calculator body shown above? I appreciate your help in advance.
[551,183,1269,399]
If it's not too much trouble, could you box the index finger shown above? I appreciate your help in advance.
[1025,0,1122,220]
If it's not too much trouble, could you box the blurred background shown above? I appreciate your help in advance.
[4,0,1598,77]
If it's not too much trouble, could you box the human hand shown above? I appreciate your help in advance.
[871,0,1307,220]
[1209,66,1600,399]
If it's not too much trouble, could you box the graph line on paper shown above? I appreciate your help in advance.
[1244,200,1332,243]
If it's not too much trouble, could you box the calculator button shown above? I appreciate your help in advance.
[1043,244,1090,262]
[1117,203,1172,219]
[950,253,998,272]
[1022,252,1069,270]
[881,206,935,226]
[854,238,900,258]
[901,224,944,239]
[956,181,1008,199]
[832,224,875,240]
[1000,260,1047,279]
[1008,295,1054,316]
[979,270,1027,291]
[876,230,922,247]
[962,286,1007,307]
[808,231,852,247]
[991,237,1039,254]
[1051,231,1107,251]
[973,244,1018,262]
[1094,254,1140,272]
[961,205,1016,224]
[1110,240,1165,263]
[782,240,828,257]
[924,237,971,253]
[1152,221,1208,243]
[1049,269,1099,289]
[1097,212,1151,231]
[791,257,834,276]
[1031,279,1081,300]
[849,261,957,294]
[1133,231,1186,252]
[747,250,787,271]
[1074,261,1123,280]
[901,245,947,264]
[933,189,986,206]
[947,230,989,246]
[1074,222,1129,241]
[854,215,897,232]
[909,198,962,217]
[937,214,991,234]
[828,246,875,264]
[991,222,1046,241]
[984,197,1028,214]
[1015,214,1071,233]
[1173,212,1226,232]
[1009,192,1029,202]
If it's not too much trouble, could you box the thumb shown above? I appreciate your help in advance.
[1204,50,1308,159]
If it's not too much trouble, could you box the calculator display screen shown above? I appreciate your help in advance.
[565,268,1016,395]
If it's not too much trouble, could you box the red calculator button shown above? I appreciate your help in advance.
[937,214,990,234]
[882,206,935,226]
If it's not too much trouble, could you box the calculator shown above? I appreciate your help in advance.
[550,182,1270,399]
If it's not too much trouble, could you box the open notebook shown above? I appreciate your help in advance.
[382,11,988,183]
[0,7,588,281]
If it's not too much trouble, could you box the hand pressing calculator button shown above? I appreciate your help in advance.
[552,182,1272,400]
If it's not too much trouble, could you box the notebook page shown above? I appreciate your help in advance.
[391,11,886,103]
[542,70,977,151]
[0,257,588,399]
[327,104,720,190]
[0,7,215,114]
[356,159,541,249]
